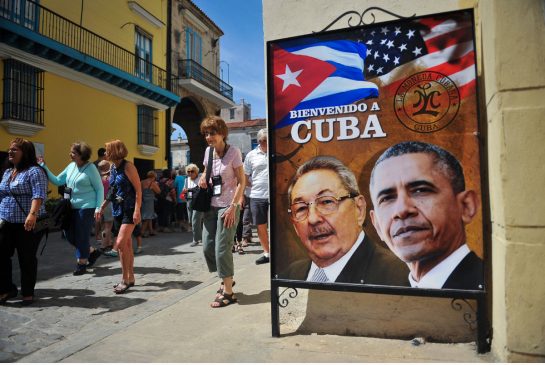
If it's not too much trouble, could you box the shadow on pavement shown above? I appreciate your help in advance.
[12,231,194,283]
[236,289,270,305]
[13,288,147,313]
[239,248,264,256]
[90,266,181,278]
[140,280,201,290]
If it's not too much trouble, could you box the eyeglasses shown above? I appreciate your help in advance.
[288,193,357,222]
[204,131,217,137]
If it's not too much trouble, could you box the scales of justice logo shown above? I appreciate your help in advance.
[394,71,460,133]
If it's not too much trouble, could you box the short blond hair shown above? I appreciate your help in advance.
[185,163,199,174]
[105,140,128,161]
[146,170,157,179]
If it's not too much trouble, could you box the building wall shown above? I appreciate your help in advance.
[479,0,545,361]
[263,0,545,361]
[1,1,171,196]
[228,127,261,157]
[171,0,222,79]
[221,100,251,122]
[42,0,167,71]
[171,139,190,169]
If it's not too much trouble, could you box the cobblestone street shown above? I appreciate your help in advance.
[0,228,262,362]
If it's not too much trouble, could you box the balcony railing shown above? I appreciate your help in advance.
[178,59,233,101]
[0,0,174,93]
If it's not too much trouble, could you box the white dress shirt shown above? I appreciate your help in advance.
[409,244,471,289]
[306,231,365,282]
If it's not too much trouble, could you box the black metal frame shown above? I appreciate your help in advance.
[137,105,158,147]
[177,59,234,101]
[2,59,44,125]
[266,8,491,354]
[0,0,173,92]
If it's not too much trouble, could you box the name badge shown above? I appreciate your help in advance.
[212,175,222,196]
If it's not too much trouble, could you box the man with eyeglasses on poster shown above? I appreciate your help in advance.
[369,141,483,290]
[282,156,408,285]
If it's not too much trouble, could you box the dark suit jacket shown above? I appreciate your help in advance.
[280,234,409,286]
[442,251,484,290]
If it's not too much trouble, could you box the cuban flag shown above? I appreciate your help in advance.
[272,40,378,128]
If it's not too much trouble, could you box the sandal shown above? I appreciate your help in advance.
[237,245,245,255]
[113,281,135,288]
[216,280,236,295]
[232,244,237,253]
[113,282,133,294]
[211,292,237,308]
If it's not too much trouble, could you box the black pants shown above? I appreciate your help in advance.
[157,198,172,227]
[0,222,43,297]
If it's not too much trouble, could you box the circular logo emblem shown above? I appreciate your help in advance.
[394,71,460,133]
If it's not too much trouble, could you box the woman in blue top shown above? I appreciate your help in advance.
[0,138,48,306]
[98,140,141,294]
[40,141,103,276]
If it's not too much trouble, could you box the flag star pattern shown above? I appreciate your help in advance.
[361,13,476,99]
[272,40,378,127]
[270,12,476,128]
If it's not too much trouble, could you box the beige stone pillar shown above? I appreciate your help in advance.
[480,0,545,361]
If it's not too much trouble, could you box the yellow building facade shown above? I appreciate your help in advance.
[0,0,179,190]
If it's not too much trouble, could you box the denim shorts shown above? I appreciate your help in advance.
[250,198,269,225]
[113,208,142,237]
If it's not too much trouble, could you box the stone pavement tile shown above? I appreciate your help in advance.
[61,255,492,363]
[2,230,232,362]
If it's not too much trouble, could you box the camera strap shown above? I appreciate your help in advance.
[67,162,91,189]
[205,146,214,185]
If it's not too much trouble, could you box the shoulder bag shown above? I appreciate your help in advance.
[8,182,50,254]
[189,147,214,212]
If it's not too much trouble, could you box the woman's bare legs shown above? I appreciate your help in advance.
[115,223,135,284]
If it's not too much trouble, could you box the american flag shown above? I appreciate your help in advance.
[358,13,476,99]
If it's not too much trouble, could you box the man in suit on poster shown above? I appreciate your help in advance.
[369,141,484,290]
[282,155,408,285]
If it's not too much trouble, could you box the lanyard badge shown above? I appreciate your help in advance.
[211,175,222,196]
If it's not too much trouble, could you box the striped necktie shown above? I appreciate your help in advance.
[311,267,328,282]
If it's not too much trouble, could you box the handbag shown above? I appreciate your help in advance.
[189,147,214,212]
[10,191,50,234]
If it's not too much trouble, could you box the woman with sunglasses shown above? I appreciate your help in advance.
[183,163,203,247]
[199,116,245,308]
[0,138,48,306]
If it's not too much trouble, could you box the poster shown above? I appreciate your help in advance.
[268,10,484,292]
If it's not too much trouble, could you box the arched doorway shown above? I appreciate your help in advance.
[172,97,207,170]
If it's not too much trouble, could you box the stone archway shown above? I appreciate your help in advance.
[172,97,207,170]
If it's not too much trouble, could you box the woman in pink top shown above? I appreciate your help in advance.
[198,116,245,308]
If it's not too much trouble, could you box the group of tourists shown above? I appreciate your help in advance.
[0,116,270,309]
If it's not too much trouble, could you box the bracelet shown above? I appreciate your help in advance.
[30,211,37,216]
